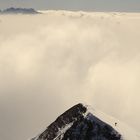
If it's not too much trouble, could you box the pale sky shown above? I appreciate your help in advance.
[0,0,140,12]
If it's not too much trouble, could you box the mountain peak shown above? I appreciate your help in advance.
[32,103,123,140]
[0,7,39,14]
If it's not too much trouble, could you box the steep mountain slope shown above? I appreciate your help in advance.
[31,103,140,140]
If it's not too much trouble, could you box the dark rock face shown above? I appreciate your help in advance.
[1,7,39,14]
[32,103,122,140]
[62,113,122,140]
[34,103,87,140]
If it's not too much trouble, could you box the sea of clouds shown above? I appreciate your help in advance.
[0,11,140,140]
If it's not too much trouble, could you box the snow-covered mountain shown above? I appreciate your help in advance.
[31,103,140,140]
[0,7,39,14]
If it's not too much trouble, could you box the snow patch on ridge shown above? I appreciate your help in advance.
[85,104,140,140]
[54,122,73,140]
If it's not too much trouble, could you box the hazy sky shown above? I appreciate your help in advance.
[0,0,140,12]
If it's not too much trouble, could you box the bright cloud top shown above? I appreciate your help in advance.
[0,11,140,140]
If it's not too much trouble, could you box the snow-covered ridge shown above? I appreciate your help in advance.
[31,103,140,140]
[31,103,87,140]
[85,104,140,140]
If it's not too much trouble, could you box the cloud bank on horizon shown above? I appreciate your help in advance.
[0,11,140,140]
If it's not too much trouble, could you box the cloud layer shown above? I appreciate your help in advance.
[0,11,140,140]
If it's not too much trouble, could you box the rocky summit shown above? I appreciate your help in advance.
[31,103,122,140]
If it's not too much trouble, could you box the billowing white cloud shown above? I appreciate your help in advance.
[0,11,140,140]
